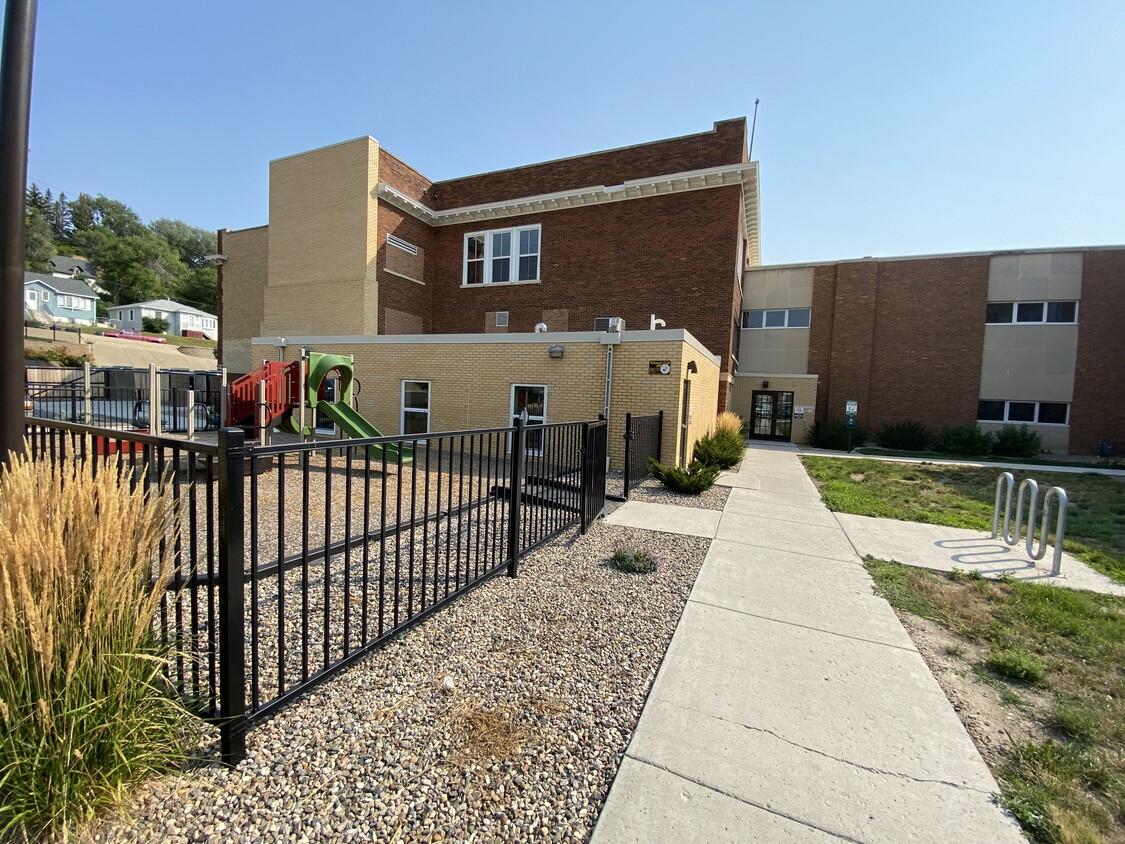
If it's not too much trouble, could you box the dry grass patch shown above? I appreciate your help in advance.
[446,698,532,767]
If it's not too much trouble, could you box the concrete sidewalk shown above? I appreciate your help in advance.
[592,443,1026,843]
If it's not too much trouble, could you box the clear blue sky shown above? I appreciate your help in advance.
[12,0,1125,264]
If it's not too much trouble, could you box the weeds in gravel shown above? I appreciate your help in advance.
[447,699,531,767]
[804,457,1125,584]
[0,447,190,842]
[866,559,1125,844]
[609,546,659,574]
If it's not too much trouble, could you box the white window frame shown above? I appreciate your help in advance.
[510,384,548,455]
[25,289,38,306]
[985,300,1078,325]
[463,224,541,286]
[977,400,1070,426]
[742,308,812,329]
[495,311,509,328]
[400,380,431,436]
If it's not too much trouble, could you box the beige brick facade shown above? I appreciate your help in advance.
[259,330,720,471]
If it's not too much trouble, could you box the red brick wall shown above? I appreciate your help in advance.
[824,261,879,427]
[431,119,746,209]
[376,201,433,335]
[866,256,988,433]
[807,264,839,421]
[378,148,435,204]
[1070,249,1125,450]
[427,187,743,375]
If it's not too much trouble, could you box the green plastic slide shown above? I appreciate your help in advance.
[318,401,413,463]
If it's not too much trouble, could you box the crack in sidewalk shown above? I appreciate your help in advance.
[663,701,995,795]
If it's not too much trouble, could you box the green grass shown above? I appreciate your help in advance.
[855,446,1125,471]
[802,457,1125,584]
[866,560,1125,843]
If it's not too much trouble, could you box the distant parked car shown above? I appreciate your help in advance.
[96,328,168,344]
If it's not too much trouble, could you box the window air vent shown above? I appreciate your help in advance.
[387,234,418,255]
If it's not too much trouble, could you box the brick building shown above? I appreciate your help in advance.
[730,248,1125,454]
[219,119,760,414]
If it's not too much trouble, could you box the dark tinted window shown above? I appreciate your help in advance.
[1046,301,1077,323]
[1016,302,1044,323]
[1038,403,1069,424]
[978,400,1005,421]
[985,303,1013,323]
[1008,402,1036,422]
[743,310,763,329]
[788,308,811,327]
[764,310,786,328]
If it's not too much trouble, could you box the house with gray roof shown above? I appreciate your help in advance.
[108,299,218,339]
[24,272,99,325]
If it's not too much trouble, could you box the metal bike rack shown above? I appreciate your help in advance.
[990,471,1069,574]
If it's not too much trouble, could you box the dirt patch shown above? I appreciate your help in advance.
[897,612,1052,768]
[849,472,865,482]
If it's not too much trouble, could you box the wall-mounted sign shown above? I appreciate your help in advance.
[649,360,672,375]
[845,400,858,416]
[794,406,805,418]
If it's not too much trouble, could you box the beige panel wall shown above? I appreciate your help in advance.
[740,327,810,374]
[264,137,380,337]
[729,374,819,444]
[743,266,814,310]
[220,226,269,372]
[988,253,1082,301]
[273,335,718,470]
[980,325,1079,402]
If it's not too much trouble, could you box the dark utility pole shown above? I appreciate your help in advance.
[0,0,38,465]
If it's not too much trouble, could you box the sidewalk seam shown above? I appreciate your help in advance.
[686,598,919,653]
[624,753,865,843]
[659,701,997,796]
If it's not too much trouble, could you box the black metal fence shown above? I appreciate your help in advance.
[22,414,608,765]
[622,411,663,498]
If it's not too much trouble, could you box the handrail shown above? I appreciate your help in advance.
[990,472,1068,573]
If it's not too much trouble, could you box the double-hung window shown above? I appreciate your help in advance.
[464,225,540,285]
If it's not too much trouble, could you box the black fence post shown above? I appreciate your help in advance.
[580,421,591,534]
[506,413,526,578]
[217,427,247,765]
[657,409,664,462]
[622,412,633,500]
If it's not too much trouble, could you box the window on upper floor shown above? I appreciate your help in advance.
[978,400,1069,425]
[742,308,811,329]
[985,300,1077,324]
[464,225,540,285]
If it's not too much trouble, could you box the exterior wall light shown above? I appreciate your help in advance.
[762,379,770,388]
[548,345,565,359]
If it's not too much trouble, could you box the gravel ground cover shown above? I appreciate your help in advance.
[88,519,710,843]
[606,471,730,511]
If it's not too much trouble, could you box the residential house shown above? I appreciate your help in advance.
[109,299,218,339]
[24,272,98,325]
[49,255,108,297]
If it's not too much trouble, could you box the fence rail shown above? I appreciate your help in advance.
[23,414,608,764]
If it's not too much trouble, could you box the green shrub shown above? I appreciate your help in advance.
[610,546,659,573]
[935,424,994,456]
[693,430,744,469]
[24,346,88,366]
[875,420,933,451]
[985,647,1046,684]
[810,421,867,451]
[142,316,170,334]
[992,424,1043,458]
[0,447,190,841]
[649,458,721,494]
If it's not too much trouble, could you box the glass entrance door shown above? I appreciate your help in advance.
[750,390,795,441]
[511,384,547,454]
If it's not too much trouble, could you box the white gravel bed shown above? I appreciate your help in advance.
[89,519,710,843]
[606,471,730,511]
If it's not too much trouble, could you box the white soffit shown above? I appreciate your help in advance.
[377,160,761,263]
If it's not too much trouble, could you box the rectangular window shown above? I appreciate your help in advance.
[401,380,430,436]
[25,290,38,306]
[463,225,540,285]
[41,291,49,304]
[58,295,88,310]
[979,400,1070,425]
[742,308,812,329]
[511,384,547,455]
[495,311,509,328]
[1016,302,1044,323]
[1046,301,1077,323]
[985,302,1013,323]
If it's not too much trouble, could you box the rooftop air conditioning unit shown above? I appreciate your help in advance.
[595,316,625,333]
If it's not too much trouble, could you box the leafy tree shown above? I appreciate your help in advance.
[26,183,49,216]
[149,219,217,269]
[48,192,71,241]
[142,316,170,334]
[69,193,144,238]
[95,233,187,304]
[24,210,54,272]
[176,266,217,312]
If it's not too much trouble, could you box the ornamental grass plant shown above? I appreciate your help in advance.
[0,447,189,842]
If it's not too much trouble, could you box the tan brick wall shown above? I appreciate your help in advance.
[264,137,380,337]
[274,335,718,470]
[730,374,819,444]
[219,225,269,373]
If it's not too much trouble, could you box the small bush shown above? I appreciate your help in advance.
[810,421,867,451]
[142,316,170,334]
[986,647,1046,684]
[992,424,1043,458]
[610,546,659,574]
[0,445,190,840]
[935,424,994,456]
[649,458,721,494]
[24,346,88,366]
[693,431,744,469]
[875,420,933,451]
[714,411,743,438]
